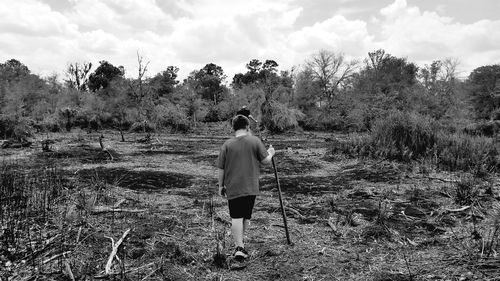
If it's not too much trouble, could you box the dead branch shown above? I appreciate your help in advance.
[105,228,131,275]
[76,227,82,243]
[63,260,76,281]
[424,176,458,183]
[91,206,147,214]
[445,206,471,212]
[43,251,72,264]
[286,206,305,219]
[113,199,126,208]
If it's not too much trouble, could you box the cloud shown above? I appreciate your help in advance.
[1,0,499,81]
[288,15,373,57]
[0,0,77,37]
[376,0,500,74]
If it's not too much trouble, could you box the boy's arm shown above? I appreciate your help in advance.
[218,169,225,196]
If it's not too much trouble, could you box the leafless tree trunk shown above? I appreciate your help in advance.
[66,62,92,91]
[306,50,358,106]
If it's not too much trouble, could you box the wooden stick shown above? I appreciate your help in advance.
[63,261,76,281]
[43,251,72,264]
[272,158,292,245]
[105,229,131,274]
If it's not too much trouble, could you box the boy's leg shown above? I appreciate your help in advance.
[243,219,250,233]
[231,218,244,248]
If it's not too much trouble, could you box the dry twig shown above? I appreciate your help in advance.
[105,228,131,274]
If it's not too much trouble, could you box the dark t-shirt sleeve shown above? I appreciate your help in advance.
[256,138,268,161]
[217,143,226,169]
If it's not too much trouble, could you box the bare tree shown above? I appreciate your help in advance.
[128,51,152,133]
[441,57,460,82]
[65,62,92,92]
[306,50,358,106]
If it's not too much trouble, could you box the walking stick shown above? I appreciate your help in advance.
[240,109,291,245]
[271,156,292,245]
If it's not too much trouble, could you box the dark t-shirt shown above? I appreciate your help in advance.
[217,135,268,200]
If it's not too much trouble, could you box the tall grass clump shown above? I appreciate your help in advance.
[370,111,437,161]
[436,132,499,174]
[0,162,68,276]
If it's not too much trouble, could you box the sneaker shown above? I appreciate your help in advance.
[233,246,249,261]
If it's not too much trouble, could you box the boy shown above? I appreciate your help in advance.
[217,114,275,261]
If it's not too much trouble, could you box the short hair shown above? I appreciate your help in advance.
[232,115,249,131]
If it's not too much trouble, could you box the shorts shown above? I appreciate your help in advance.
[228,195,256,219]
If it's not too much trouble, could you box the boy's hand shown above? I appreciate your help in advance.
[267,144,275,157]
[219,185,226,197]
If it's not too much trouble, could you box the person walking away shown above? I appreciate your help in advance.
[217,114,275,261]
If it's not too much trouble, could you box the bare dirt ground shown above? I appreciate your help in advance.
[1,125,500,280]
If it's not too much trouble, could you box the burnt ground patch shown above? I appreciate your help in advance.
[129,149,195,157]
[263,137,326,150]
[338,162,402,183]
[77,167,193,191]
[260,175,350,195]
[184,154,218,166]
[36,146,119,164]
[260,153,322,175]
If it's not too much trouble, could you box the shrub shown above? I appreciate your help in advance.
[0,116,34,141]
[261,100,304,133]
[371,111,437,161]
[436,132,499,174]
[153,104,191,133]
[34,115,61,133]
[454,175,480,205]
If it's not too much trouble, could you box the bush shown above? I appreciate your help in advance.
[0,116,34,141]
[261,100,304,133]
[153,104,191,133]
[371,111,437,161]
[436,132,499,174]
[34,115,61,133]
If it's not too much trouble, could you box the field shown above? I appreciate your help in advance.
[1,125,500,281]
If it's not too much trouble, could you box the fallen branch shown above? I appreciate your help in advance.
[105,228,131,275]
[91,206,147,214]
[445,206,471,213]
[286,206,305,219]
[63,261,76,281]
[113,199,126,208]
[43,251,72,264]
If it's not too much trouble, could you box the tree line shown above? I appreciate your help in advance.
[0,49,499,141]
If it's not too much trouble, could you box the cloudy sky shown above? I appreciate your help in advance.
[1,0,499,82]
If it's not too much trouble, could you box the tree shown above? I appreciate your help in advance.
[0,59,30,83]
[65,62,92,92]
[88,61,124,92]
[306,50,358,106]
[150,66,179,100]
[193,63,227,104]
[127,52,155,132]
[293,67,322,112]
[468,64,500,120]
